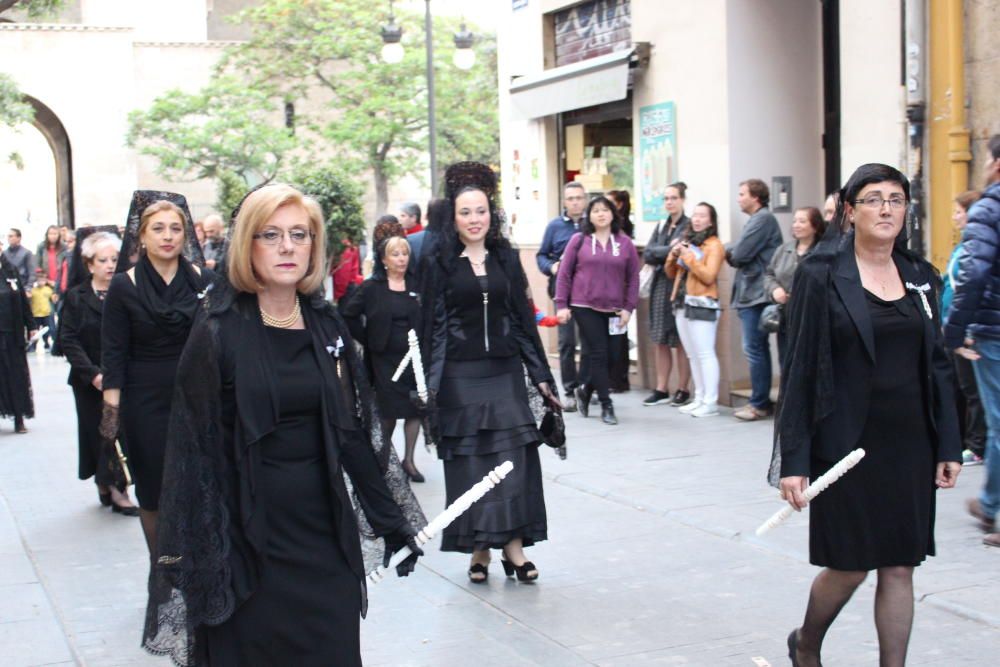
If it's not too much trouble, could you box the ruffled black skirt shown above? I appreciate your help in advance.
[437,356,547,553]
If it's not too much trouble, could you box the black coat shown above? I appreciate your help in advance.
[424,249,554,393]
[59,279,104,387]
[775,238,962,479]
[0,262,33,342]
[339,277,420,353]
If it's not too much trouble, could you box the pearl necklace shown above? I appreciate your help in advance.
[260,295,301,328]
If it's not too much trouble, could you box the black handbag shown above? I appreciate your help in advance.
[759,303,782,333]
[539,407,567,460]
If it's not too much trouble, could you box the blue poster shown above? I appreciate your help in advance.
[639,102,677,222]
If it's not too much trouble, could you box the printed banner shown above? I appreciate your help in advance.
[639,101,677,222]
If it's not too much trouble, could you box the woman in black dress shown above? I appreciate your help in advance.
[142,184,425,666]
[641,182,692,407]
[59,228,138,514]
[774,164,963,667]
[0,254,35,433]
[421,162,560,583]
[101,191,212,554]
[342,234,425,482]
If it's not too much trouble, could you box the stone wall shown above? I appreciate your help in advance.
[965,0,1000,182]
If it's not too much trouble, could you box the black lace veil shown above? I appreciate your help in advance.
[116,190,205,273]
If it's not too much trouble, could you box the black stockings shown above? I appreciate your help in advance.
[139,509,158,559]
[797,566,914,667]
[873,566,915,667]
[382,417,422,466]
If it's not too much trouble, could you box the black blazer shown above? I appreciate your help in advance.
[59,280,104,387]
[778,240,962,477]
[339,277,420,353]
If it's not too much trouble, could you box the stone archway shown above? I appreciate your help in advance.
[24,95,74,228]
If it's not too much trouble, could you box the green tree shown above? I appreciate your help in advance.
[289,165,366,266]
[0,72,35,168]
[0,0,66,19]
[126,75,298,190]
[224,0,499,214]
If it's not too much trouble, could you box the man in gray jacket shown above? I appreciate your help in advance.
[3,228,35,289]
[726,179,783,420]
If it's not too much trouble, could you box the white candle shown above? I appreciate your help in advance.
[755,449,866,536]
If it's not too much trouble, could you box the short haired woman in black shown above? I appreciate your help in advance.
[764,206,826,365]
[143,184,425,666]
[59,228,138,515]
[342,234,425,482]
[100,192,213,554]
[774,164,962,666]
[0,254,35,433]
[421,162,559,583]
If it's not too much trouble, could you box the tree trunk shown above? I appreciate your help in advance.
[373,159,389,218]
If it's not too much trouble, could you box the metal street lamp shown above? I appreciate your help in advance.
[379,1,476,195]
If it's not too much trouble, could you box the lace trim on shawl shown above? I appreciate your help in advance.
[142,313,233,666]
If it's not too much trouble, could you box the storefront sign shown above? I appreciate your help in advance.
[639,101,677,222]
[513,0,528,10]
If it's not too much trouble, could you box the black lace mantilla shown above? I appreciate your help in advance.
[117,190,205,274]
[142,281,425,666]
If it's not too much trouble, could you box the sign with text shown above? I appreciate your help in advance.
[639,101,677,222]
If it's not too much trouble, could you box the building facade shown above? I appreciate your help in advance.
[497,0,998,401]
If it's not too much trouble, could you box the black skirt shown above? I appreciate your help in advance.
[121,358,178,510]
[204,327,361,667]
[72,381,105,481]
[0,332,33,420]
[809,292,937,570]
[437,356,547,553]
[370,304,420,421]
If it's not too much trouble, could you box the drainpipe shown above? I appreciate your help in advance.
[904,0,926,256]
[944,0,971,199]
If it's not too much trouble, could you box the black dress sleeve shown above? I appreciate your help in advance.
[60,289,100,384]
[338,432,409,536]
[505,255,555,386]
[773,260,835,480]
[339,280,369,346]
[924,266,962,463]
[426,290,448,394]
[101,273,132,390]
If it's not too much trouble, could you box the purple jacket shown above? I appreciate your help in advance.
[555,232,640,312]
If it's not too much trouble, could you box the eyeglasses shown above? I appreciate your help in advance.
[854,194,908,210]
[252,227,314,246]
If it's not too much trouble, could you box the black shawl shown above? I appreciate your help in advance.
[769,232,960,485]
[142,279,426,666]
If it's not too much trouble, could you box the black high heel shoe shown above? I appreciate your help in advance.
[98,488,112,507]
[402,461,425,483]
[787,628,821,667]
[468,562,489,584]
[500,556,539,582]
[111,500,140,517]
[14,416,27,434]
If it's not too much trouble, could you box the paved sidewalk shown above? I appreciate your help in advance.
[1,354,997,666]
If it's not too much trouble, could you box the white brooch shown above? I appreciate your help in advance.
[326,336,344,358]
[196,283,214,300]
[6,278,18,289]
[905,282,933,319]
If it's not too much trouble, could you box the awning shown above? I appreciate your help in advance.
[509,48,635,120]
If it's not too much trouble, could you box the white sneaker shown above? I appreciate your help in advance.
[691,402,719,417]
[678,400,702,414]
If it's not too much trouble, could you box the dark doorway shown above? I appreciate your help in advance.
[821,0,841,194]
[25,96,74,229]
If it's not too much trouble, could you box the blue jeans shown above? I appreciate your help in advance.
[972,337,1000,520]
[738,304,774,409]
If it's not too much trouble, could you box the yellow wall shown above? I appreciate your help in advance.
[928,0,972,270]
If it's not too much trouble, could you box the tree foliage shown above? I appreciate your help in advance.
[126,75,296,186]
[0,72,35,168]
[0,0,66,19]
[289,165,367,263]
[224,0,499,213]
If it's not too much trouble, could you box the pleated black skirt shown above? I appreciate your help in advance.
[437,356,547,553]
